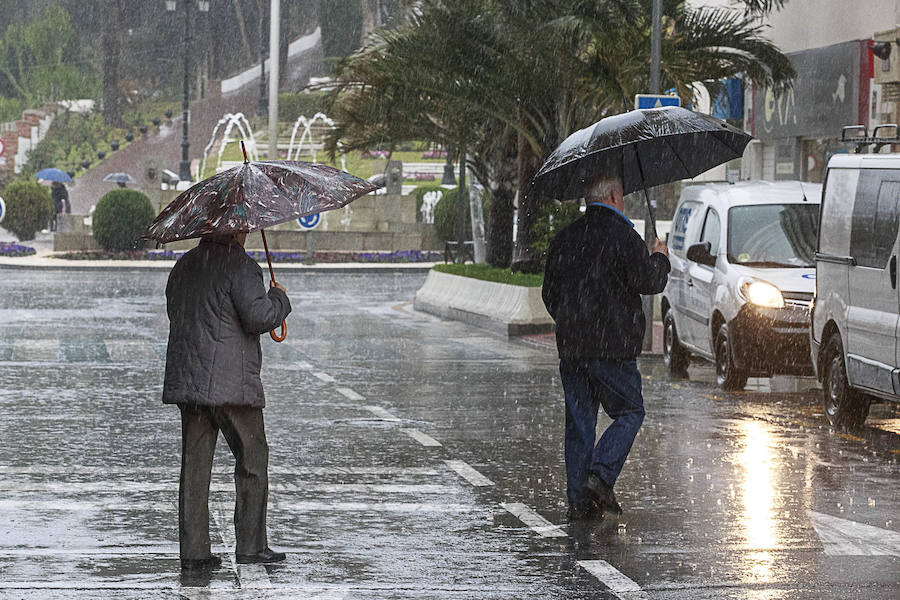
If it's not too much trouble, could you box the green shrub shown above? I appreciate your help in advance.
[433,186,489,241]
[279,91,331,122]
[1,179,53,241]
[92,189,155,251]
[533,200,584,259]
[412,183,445,222]
[433,263,543,287]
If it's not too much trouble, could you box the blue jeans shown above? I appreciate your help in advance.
[560,358,645,506]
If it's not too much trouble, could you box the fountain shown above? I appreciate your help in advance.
[286,112,347,171]
[200,113,259,177]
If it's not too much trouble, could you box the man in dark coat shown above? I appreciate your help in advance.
[542,174,670,521]
[164,232,292,569]
[50,182,69,232]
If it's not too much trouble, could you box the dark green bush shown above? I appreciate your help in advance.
[279,91,331,122]
[92,189,155,251]
[433,186,489,241]
[412,183,445,222]
[1,179,53,241]
[533,200,584,259]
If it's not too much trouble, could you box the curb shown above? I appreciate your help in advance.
[0,257,437,273]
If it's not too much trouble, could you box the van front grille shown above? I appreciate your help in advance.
[782,291,813,309]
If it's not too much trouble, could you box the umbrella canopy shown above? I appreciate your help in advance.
[103,172,137,185]
[35,168,72,183]
[532,107,752,201]
[145,160,378,244]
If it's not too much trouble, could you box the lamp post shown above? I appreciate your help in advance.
[167,1,210,183]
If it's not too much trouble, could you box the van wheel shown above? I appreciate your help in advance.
[715,323,747,391]
[822,335,871,429]
[663,312,689,377]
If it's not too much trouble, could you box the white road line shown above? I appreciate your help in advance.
[336,387,365,401]
[237,564,272,589]
[0,465,441,476]
[445,460,494,487]
[0,500,478,514]
[12,339,59,361]
[364,405,400,421]
[577,560,648,599]
[275,501,479,513]
[1,482,453,494]
[313,371,336,383]
[104,339,157,361]
[809,510,900,556]
[402,428,442,447]
[500,502,567,538]
[296,361,313,370]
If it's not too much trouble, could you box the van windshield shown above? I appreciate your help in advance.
[727,204,819,268]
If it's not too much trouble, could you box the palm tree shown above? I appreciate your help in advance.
[326,0,794,270]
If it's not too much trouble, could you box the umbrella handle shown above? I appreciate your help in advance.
[260,229,287,343]
[270,320,287,342]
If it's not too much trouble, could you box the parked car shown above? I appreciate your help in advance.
[661,180,822,390]
[810,143,900,427]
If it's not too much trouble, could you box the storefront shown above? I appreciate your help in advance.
[745,40,876,183]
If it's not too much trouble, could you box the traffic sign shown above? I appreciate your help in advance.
[634,94,681,110]
[298,213,321,229]
[0,137,5,157]
[0,196,5,224]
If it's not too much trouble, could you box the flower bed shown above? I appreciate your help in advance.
[0,242,37,257]
[54,249,441,263]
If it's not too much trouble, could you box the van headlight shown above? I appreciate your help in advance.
[739,278,784,308]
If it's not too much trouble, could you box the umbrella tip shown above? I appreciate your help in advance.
[241,140,249,164]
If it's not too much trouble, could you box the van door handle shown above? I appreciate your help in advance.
[686,279,694,287]
[891,256,897,289]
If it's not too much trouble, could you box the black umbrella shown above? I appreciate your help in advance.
[532,106,752,238]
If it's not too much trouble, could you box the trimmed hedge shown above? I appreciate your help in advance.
[92,189,155,251]
[433,186,489,242]
[1,179,53,241]
[433,263,543,287]
[279,91,331,122]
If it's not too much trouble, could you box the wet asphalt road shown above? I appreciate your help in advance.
[0,269,898,599]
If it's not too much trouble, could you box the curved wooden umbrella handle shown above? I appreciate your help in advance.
[270,320,286,342]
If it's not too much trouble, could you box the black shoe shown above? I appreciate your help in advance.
[567,501,601,521]
[235,547,286,564]
[584,472,624,516]
[180,555,222,570]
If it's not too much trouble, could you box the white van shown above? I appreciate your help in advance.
[810,141,900,427]
[661,180,821,390]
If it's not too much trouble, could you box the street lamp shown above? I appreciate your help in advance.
[166,1,210,183]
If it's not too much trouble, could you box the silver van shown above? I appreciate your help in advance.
[662,180,821,390]
[810,138,900,427]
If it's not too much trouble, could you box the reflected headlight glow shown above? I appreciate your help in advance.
[740,279,784,309]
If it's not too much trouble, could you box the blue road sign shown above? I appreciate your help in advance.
[634,94,681,110]
[298,213,321,229]
[0,196,5,224]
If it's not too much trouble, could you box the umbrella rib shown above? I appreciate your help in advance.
[660,135,696,180]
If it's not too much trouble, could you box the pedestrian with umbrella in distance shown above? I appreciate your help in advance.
[34,168,71,232]
[536,107,751,522]
[145,142,377,570]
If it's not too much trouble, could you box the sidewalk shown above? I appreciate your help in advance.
[521,320,664,356]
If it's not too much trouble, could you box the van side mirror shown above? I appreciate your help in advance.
[686,241,716,266]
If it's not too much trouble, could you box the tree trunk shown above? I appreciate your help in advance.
[361,0,379,45]
[511,130,544,273]
[485,131,518,268]
[231,0,254,61]
[101,0,123,127]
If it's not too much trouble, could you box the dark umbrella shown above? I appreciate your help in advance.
[103,172,138,187]
[532,106,752,237]
[144,142,377,341]
[35,168,73,183]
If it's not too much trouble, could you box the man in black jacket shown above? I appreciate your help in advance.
[542,174,669,520]
[164,232,292,569]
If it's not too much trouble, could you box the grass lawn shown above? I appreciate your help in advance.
[433,263,544,287]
